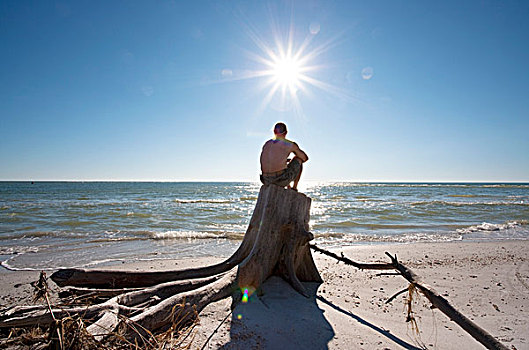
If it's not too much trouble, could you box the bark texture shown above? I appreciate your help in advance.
[237,185,322,297]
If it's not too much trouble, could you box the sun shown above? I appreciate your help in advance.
[271,55,302,89]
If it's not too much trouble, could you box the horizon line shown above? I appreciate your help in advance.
[1,179,528,184]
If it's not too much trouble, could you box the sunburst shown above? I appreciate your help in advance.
[220,16,359,118]
[246,27,324,115]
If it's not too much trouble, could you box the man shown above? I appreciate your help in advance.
[260,122,308,190]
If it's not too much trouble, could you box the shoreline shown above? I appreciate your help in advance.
[1,240,528,349]
[2,236,527,274]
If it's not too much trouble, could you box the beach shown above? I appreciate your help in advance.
[1,240,528,349]
[2,0,529,347]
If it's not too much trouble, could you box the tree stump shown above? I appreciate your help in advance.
[1,185,322,344]
[237,184,322,298]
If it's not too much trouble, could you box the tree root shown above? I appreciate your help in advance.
[2,185,320,347]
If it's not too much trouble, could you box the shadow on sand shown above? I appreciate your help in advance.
[220,277,334,349]
[317,296,423,350]
[219,276,423,349]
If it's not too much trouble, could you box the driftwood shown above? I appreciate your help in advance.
[310,245,509,350]
[0,185,321,345]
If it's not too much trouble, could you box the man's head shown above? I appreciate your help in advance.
[274,122,287,137]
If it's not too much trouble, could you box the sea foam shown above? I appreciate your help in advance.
[457,221,527,235]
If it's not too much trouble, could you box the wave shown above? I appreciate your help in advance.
[174,199,232,204]
[2,229,240,242]
[126,212,153,218]
[311,232,345,239]
[0,261,43,272]
[481,184,529,188]
[313,231,462,245]
[3,231,89,240]
[85,230,225,241]
[411,200,528,207]
[456,221,528,235]
[150,230,226,240]
[313,221,431,230]
[0,245,41,255]
[148,230,246,241]
[58,220,99,227]
[91,210,155,219]
[312,183,529,189]
[212,213,244,221]
[0,255,129,272]
[173,197,257,204]
[68,201,123,209]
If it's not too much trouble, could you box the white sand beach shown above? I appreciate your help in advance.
[1,240,528,349]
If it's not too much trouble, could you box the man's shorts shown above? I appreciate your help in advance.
[260,159,302,187]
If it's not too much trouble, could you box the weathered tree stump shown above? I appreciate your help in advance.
[237,184,321,298]
[0,185,321,343]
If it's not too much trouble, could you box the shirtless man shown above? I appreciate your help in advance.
[260,122,308,190]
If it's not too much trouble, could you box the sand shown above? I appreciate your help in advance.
[1,240,528,349]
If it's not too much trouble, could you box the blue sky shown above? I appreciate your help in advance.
[1,1,528,182]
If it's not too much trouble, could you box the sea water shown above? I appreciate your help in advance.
[1,182,527,271]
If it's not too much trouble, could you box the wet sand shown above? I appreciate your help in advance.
[1,240,528,349]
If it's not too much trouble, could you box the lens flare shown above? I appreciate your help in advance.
[239,286,256,303]
[242,289,249,303]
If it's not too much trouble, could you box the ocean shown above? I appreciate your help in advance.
[1,182,528,271]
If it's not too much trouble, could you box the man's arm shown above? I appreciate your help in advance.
[291,142,308,162]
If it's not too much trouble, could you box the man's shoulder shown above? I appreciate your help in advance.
[262,139,275,149]
[287,139,299,148]
[264,138,296,149]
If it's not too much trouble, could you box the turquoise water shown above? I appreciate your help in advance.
[1,182,528,270]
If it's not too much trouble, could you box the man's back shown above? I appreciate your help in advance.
[260,138,294,173]
[259,122,308,190]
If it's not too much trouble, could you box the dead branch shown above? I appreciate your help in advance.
[309,244,394,270]
[386,287,408,304]
[310,245,509,350]
[383,252,508,350]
